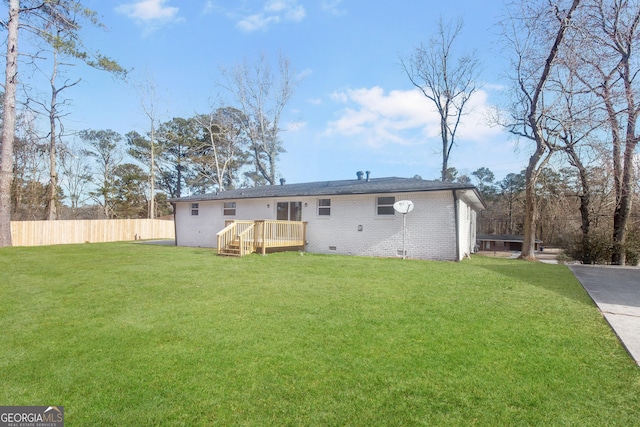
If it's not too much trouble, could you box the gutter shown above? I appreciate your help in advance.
[453,190,460,261]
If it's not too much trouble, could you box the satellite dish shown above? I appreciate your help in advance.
[393,200,414,260]
[393,200,414,214]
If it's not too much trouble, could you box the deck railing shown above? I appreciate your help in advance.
[217,220,307,256]
[217,221,253,256]
[237,225,256,256]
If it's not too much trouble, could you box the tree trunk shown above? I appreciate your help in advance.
[149,122,155,219]
[563,145,593,263]
[611,141,637,265]
[47,53,59,221]
[0,0,20,246]
[441,115,449,182]
[575,163,593,263]
[45,40,69,221]
[521,153,542,259]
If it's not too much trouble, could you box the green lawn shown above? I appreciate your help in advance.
[1,243,639,426]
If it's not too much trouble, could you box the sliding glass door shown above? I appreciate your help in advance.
[277,201,302,221]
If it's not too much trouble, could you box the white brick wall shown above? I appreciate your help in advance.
[175,190,468,260]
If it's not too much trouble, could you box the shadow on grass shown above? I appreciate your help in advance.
[473,256,595,307]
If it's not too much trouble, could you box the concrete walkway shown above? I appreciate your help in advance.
[568,264,640,365]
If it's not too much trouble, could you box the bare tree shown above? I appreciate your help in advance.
[401,17,481,182]
[572,0,640,265]
[500,0,582,259]
[132,74,163,218]
[0,0,20,246]
[544,50,602,263]
[59,142,92,217]
[219,52,297,186]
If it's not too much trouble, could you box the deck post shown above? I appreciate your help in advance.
[302,222,308,252]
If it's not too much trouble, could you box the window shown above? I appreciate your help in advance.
[191,203,199,216]
[277,201,302,221]
[223,202,236,216]
[377,196,395,215]
[318,198,331,216]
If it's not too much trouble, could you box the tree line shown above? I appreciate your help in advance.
[9,95,297,218]
[9,103,293,221]
[464,165,640,265]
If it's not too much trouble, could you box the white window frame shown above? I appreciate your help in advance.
[223,201,236,216]
[317,198,331,216]
[191,203,199,216]
[376,196,395,216]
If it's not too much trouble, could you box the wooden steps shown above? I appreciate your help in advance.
[218,240,245,257]
[216,220,307,257]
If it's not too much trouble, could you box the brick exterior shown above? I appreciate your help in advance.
[175,189,479,261]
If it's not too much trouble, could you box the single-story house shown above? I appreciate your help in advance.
[476,234,543,252]
[169,173,486,261]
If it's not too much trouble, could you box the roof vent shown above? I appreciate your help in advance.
[366,171,371,182]
[280,178,286,185]
[357,171,364,180]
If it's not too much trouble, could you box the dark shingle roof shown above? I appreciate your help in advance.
[170,177,485,208]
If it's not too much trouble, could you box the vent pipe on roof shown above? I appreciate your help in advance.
[357,171,364,180]
[366,171,371,182]
[280,178,286,185]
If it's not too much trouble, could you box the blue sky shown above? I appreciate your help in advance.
[19,0,531,186]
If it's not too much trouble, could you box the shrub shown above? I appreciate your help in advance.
[625,228,640,266]
[562,229,612,264]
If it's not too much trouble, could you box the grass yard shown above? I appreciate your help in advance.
[1,243,639,426]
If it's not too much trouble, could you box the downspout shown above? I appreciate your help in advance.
[170,202,177,246]
[453,190,460,261]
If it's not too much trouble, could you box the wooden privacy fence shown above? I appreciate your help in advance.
[10,219,175,246]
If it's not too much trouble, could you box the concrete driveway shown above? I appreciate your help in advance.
[568,264,640,365]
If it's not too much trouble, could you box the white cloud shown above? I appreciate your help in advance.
[329,91,349,103]
[116,0,182,33]
[265,1,289,13]
[237,14,280,32]
[236,0,305,32]
[326,86,502,148]
[297,68,313,81]
[116,0,179,21]
[201,1,218,15]
[321,0,346,16]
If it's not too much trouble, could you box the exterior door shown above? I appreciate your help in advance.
[277,201,302,221]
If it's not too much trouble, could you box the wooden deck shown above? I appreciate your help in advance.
[216,220,307,257]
